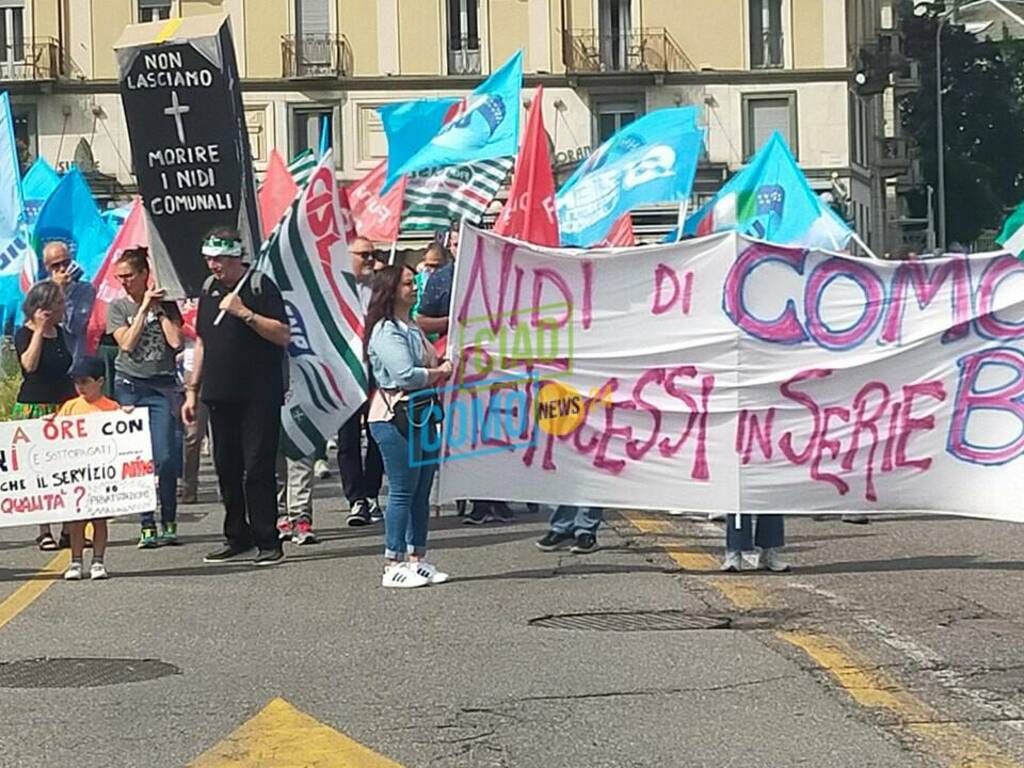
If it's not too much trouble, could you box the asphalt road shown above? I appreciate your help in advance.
[1,466,1023,767]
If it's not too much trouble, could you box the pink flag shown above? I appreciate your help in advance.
[494,86,559,246]
[347,161,406,242]
[258,149,300,240]
[86,199,147,353]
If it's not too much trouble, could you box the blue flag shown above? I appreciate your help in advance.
[679,132,852,250]
[379,97,461,190]
[0,92,26,331]
[32,167,114,283]
[22,157,60,227]
[382,50,523,190]
[556,107,704,247]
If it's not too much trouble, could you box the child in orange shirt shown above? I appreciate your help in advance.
[57,357,119,581]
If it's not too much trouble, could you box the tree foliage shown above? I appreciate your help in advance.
[897,0,1024,244]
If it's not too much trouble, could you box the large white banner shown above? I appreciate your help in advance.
[435,227,1024,521]
[0,410,156,528]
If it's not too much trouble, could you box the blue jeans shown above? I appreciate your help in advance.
[370,421,437,560]
[549,506,604,537]
[725,515,784,553]
[115,375,182,529]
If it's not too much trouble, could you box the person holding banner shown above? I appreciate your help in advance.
[14,280,75,551]
[365,265,452,588]
[721,515,790,573]
[107,248,185,548]
[183,228,290,567]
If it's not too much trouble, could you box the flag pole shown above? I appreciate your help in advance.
[213,267,253,326]
[675,199,690,242]
[388,240,398,265]
[850,230,880,261]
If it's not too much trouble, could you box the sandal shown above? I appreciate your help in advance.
[36,533,58,551]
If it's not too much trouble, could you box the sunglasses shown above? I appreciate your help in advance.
[47,259,71,271]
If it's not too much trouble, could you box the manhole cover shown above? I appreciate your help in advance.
[529,610,731,632]
[0,658,181,688]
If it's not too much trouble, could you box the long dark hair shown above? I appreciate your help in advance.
[363,264,414,361]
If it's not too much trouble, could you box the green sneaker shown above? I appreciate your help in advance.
[137,527,159,549]
[158,522,180,546]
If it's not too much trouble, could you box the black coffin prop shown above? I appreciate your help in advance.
[115,15,260,299]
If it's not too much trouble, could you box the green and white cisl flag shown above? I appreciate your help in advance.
[261,152,369,458]
[997,200,1024,259]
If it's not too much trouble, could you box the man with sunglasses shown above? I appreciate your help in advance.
[43,241,96,366]
[335,236,385,526]
[182,228,290,567]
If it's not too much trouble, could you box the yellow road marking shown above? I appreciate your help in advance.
[781,631,1022,768]
[153,17,183,43]
[626,511,1021,768]
[0,550,70,632]
[189,698,405,768]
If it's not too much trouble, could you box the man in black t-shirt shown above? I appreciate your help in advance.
[182,229,291,566]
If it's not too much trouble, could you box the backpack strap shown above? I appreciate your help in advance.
[201,274,217,295]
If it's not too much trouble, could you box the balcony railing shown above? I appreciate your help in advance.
[562,28,694,74]
[448,37,481,75]
[282,34,351,79]
[0,37,62,81]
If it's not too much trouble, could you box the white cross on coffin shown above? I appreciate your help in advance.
[163,90,191,145]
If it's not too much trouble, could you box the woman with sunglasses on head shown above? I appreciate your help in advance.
[107,247,185,549]
[365,265,453,588]
[13,281,76,551]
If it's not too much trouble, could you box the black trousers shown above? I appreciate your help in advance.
[208,398,281,551]
[337,403,383,504]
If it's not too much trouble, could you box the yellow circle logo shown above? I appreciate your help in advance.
[535,381,586,437]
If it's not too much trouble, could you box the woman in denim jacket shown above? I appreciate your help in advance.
[365,265,453,588]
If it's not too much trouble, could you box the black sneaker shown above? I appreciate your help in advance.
[347,500,371,527]
[367,499,383,523]
[253,548,285,567]
[463,505,492,525]
[536,531,575,551]
[570,533,598,554]
[489,502,513,523]
[203,543,254,563]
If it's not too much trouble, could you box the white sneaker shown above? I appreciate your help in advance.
[64,562,84,581]
[326,438,338,451]
[413,561,449,584]
[720,551,742,572]
[313,459,331,479]
[758,548,791,572]
[381,562,429,589]
[89,562,109,580]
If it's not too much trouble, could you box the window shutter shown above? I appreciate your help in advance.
[750,98,792,154]
[296,0,330,37]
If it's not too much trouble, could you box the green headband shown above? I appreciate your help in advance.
[201,236,243,258]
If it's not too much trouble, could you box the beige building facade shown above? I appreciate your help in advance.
[1,0,917,251]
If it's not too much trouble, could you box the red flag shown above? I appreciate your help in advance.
[258,149,299,240]
[494,86,558,246]
[86,198,148,353]
[348,160,406,242]
[336,184,358,244]
[596,214,636,247]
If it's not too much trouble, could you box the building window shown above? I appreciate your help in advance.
[743,93,797,159]
[594,98,642,144]
[291,106,333,158]
[245,106,267,164]
[12,103,35,172]
[0,1,25,67]
[137,0,172,23]
[447,0,480,75]
[749,0,783,68]
[850,93,869,168]
[598,0,632,71]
